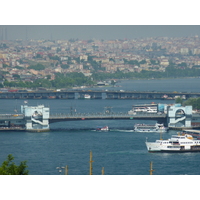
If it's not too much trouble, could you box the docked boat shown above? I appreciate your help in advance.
[96,126,109,131]
[128,103,158,114]
[146,132,200,153]
[134,123,167,133]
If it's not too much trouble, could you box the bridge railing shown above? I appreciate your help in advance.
[0,114,24,120]
[49,112,166,119]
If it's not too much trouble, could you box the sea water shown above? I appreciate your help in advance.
[0,78,200,175]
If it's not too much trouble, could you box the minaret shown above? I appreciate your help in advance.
[5,27,7,40]
[1,27,4,40]
[26,26,28,40]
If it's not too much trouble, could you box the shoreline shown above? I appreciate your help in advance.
[2,76,200,92]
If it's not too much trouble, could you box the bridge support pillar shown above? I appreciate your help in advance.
[21,104,50,132]
[167,104,192,129]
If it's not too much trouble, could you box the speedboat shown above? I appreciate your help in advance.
[96,126,109,132]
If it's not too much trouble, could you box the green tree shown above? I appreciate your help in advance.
[49,55,60,61]
[128,60,139,65]
[35,53,42,59]
[150,59,160,65]
[12,74,20,80]
[0,154,28,175]
[175,97,183,104]
[28,63,45,70]
[61,64,70,69]
[139,59,146,64]
[178,62,187,67]
[183,97,200,110]
[3,63,9,68]
[46,75,51,80]
[111,80,116,87]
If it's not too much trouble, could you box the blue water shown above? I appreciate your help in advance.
[88,77,200,93]
[117,77,200,92]
[1,78,200,175]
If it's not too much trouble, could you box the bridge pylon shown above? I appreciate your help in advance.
[21,104,50,132]
[167,104,192,129]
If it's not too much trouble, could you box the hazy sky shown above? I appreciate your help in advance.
[1,25,200,40]
[1,1,200,41]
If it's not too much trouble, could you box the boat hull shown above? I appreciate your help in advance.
[96,126,109,132]
[146,142,200,153]
[135,129,167,133]
[148,149,200,153]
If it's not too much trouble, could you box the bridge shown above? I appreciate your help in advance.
[49,112,167,123]
[0,90,200,99]
[0,103,200,132]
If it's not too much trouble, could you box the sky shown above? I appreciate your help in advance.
[1,0,200,41]
[1,25,200,40]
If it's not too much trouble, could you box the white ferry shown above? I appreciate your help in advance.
[134,123,167,133]
[145,133,200,153]
[128,103,157,114]
[84,94,91,99]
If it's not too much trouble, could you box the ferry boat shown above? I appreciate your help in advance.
[134,123,167,133]
[128,103,157,114]
[96,126,109,132]
[146,132,200,153]
[84,94,91,99]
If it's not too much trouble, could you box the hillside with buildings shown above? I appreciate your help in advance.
[1,36,200,89]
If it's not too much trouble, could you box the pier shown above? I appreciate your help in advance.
[0,90,199,100]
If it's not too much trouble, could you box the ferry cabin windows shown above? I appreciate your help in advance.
[172,136,185,139]
[180,142,197,144]
[156,141,169,144]
[161,142,169,144]
[159,141,200,144]
[167,146,180,148]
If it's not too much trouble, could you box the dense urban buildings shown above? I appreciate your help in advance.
[0,35,200,88]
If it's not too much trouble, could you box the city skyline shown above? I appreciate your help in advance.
[1,25,200,41]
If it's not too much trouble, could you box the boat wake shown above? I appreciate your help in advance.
[50,127,134,132]
[110,129,134,132]
[107,150,146,154]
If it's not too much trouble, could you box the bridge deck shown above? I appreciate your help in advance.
[0,113,167,122]
[0,114,24,120]
[49,113,167,123]
[0,90,200,99]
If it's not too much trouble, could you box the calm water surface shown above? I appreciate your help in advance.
[1,78,200,175]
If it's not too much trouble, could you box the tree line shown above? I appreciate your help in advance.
[176,97,200,110]
[92,66,200,81]
[3,66,200,89]
[3,72,94,89]
[2,56,200,88]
